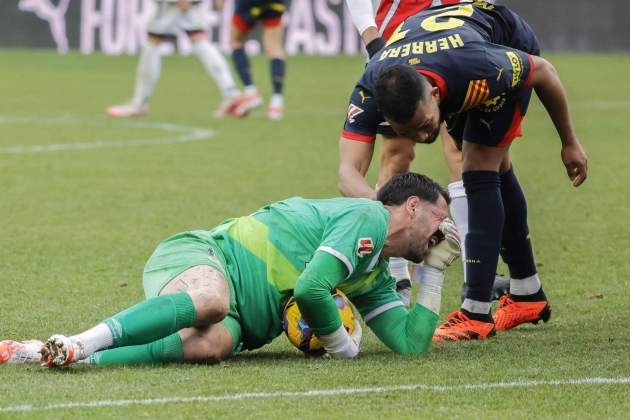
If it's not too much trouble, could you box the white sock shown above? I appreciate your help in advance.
[193,39,239,98]
[244,85,258,96]
[70,323,113,360]
[448,181,468,283]
[510,273,542,295]
[461,298,491,315]
[270,94,283,107]
[389,257,410,281]
[131,42,161,106]
[416,266,444,315]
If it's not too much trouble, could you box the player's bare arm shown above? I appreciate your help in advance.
[530,55,588,187]
[377,135,417,187]
[338,135,377,199]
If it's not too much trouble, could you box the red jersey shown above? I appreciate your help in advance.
[376,0,462,39]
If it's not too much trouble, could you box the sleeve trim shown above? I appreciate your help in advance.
[364,300,405,323]
[317,246,354,278]
[341,130,376,143]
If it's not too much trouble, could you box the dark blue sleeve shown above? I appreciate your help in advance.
[484,44,535,96]
[340,85,384,143]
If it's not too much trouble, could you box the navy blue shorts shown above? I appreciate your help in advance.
[233,0,285,32]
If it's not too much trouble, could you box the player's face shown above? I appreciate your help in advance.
[387,90,441,144]
[405,195,449,263]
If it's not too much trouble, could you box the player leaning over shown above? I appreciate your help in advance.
[223,0,287,119]
[343,0,506,306]
[107,0,242,119]
[340,1,588,340]
[1,173,460,366]
[343,0,465,305]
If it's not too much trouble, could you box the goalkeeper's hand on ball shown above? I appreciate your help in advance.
[423,218,461,272]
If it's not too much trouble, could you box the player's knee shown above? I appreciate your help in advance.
[264,42,283,59]
[147,34,166,45]
[189,288,230,325]
[231,39,244,50]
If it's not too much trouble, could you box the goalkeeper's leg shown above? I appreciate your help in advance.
[83,321,236,365]
[42,265,231,367]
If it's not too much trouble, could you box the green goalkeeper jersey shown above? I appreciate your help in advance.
[209,197,404,351]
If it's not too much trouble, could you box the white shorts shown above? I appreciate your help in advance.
[147,2,207,36]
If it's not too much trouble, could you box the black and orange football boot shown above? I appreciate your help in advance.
[432,310,496,342]
[493,294,551,331]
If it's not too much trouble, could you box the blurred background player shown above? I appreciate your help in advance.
[343,0,507,306]
[107,0,241,119]
[224,0,286,119]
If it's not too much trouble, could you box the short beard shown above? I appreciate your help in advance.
[424,127,440,144]
[406,252,423,264]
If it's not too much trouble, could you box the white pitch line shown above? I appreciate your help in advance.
[0,115,215,154]
[1,377,628,413]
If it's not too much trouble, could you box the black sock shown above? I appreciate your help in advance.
[232,47,252,86]
[461,308,493,323]
[270,58,285,95]
[500,166,538,279]
[511,288,548,302]
[463,171,503,305]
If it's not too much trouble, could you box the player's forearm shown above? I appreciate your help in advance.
[532,58,578,147]
[293,251,346,336]
[367,304,439,355]
[338,164,377,199]
[345,0,377,41]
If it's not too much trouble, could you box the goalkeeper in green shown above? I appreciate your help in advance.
[1,172,460,366]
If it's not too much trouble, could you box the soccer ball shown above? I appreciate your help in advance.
[283,289,356,356]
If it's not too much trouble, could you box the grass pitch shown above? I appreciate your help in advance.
[0,49,629,418]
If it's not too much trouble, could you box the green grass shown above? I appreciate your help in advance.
[0,49,629,418]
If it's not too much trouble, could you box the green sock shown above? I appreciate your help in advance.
[103,292,196,348]
[88,333,185,365]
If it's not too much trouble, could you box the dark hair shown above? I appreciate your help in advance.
[374,64,428,123]
[377,172,450,206]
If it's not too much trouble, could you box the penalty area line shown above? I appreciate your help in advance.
[0,115,216,154]
[1,377,629,413]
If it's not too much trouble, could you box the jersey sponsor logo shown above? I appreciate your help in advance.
[347,103,364,123]
[506,51,523,87]
[480,93,507,113]
[459,79,490,112]
[356,237,374,257]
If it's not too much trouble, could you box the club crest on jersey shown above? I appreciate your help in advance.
[347,104,364,123]
[357,237,374,256]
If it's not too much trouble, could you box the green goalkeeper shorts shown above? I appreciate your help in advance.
[142,230,243,354]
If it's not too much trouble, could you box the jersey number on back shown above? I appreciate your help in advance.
[386,3,474,46]
[420,4,474,32]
